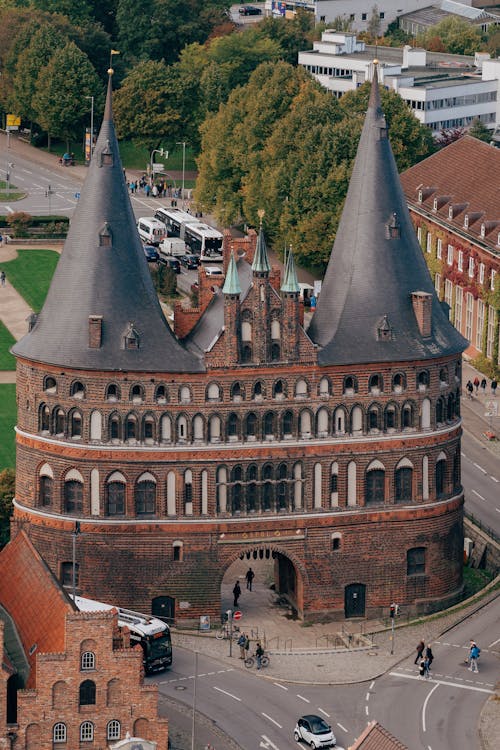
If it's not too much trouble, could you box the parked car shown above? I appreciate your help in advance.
[239,5,262,15]
[180,253,200,269]
[161,257,181,274]
[143,244,159,262]
[294,715,336,748]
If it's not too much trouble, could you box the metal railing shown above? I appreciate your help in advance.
[464,509,499,544]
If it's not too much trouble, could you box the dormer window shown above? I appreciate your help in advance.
[123,322,140,350]
[464,215,469,229]
[385,213,400,240]
[448,206,453,220]
[100,139,113,167]
[433,198,438,212]
[70,381,85,399]
[377,314,393,341]
[480,223,486,238]
[418,190,423,203]
[99,222,112,247]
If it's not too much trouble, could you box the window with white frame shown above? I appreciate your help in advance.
[487,305,496,358]
[80,722,94,742]
[457,250,463,272]
[53,724,67,743]
[447,244,453,265]
[434,272,441,295]
[468,256,474,278]
[491,269,497,291]
[107,720,121,740]
[479,262,485,284]
[417,227,422,243]
[476,300,485,350]
[436,238,442,259]
[455,287,463,331]
[465,293,473,341]
[426,232,432,253]
[81,651,95,671]
[444,279,453,317]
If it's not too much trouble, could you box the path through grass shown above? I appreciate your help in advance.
[2,249,59,311]
[0,323,16,369]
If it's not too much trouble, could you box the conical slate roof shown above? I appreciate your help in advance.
[307,67,467,365]
[252,227,271,274]
[13,76,203,373]
[281,248,300,294]
[222,251,241,295]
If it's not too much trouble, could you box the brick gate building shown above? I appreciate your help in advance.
[11,69,466,623]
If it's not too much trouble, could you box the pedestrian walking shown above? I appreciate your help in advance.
[245,567,255,591]
[480,377,487,395]
[466,380,474,399]
[233,580,241,607]
[469,641,480,673]
[0,234,3,246]
[421,657,431,678]
[0,270,5,287]
[237,632,247,659]
[473,376,480,394]
[425,644,434,669]
[491,379,498,397]
[414,639,425,664]
[255,642,264,670]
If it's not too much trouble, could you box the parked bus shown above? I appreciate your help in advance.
[154,207,198,239]
[184,222,223,261]
[72,595,172,673]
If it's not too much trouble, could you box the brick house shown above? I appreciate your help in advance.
[400,135,500,370]
[11,69,466,624]
[0,532,168,750]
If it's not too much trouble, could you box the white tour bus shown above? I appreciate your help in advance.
[72,595,172,673]
[154,207,199,240]
[184,222,223,261]
[136,217,165,246]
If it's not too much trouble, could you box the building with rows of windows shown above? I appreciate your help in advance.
[400,135,500,369]
[11,70,467,623]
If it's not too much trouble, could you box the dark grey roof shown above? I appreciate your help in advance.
[0,604,29,686]
[307,68,467,366]
[13,77,203,373]
[185,260,253,355]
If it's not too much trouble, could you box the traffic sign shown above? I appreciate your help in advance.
[152,163,164,173]
[233,610,242,620]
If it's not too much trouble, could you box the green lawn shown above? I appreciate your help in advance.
[0,323,16,370]
[2,249,59,312]
[0,384,16,469]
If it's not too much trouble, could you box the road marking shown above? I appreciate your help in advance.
[198,673,206,677]
[318,708,330,718]
[213,686,241,702]
[473,462,487,474]
[472,489,486,501]
[422,682,439,732]
[337,722,348,733]
[390,672,494,694]
[369,681,375,690]
[491,476,499,483]
[260,735,280,750]
[488,637,500,647]
[365,705,369,716]
[365,692,370,701]
[297,694,310,703]
[262,713,282,729]
[273,682,288,690]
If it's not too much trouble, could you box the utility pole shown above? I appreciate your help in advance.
[176,141,187,208]
[72,521,81,600]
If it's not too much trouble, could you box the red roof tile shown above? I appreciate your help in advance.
[0,531,74,687]
[349,721,408,749]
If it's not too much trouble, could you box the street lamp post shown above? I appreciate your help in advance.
[6,162,14,196]
[176,141,187,208]
[149,147,168,186]
[86,95,95,160]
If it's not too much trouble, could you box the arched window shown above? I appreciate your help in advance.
[277,463,288,511]
[105,383,120,401]
[263,412,274,436]
[402,404,413,429]
[143,414,155,441]
[54,408,65,435]
[295,379,308,398]
[245,412,257,437]
[282,410,293,436]
[453,450,461,491]
[407,547,426,576]
[135,479,156,515]
[231,382,242,401]
[241,344,252,363]
[107,720,121,741]
[161,414,172,442]
[180,385,191,403]
[246,474,257,513]
[395,466,413,503]
[61,562,79,588]
[207,382,221,401]
[130,384,144,403]
[435,458,446,498]
[107,480,125,516]
[392,372,405,392]
[331,532,342,550]
[125,414,138,441]
[173,541,183,561]
[81,652,95,671]
[368,406,380,431]
[208,415,221,442]
[318,377,330,397]
[334,407,345,434]
[271,343,280,361]
[155,385,167,404]
[262,464,274,511]
[177,415,188,441]
[44,376,57,393]
[273,380,284,398]
[64,480,83,513]
[184,470,193,513]
[330,463,339,505]
[343,375,357,394]
[40,404,50,432]
[232,482,242,514]
[70,381,85,399]
[439,367,448,384]
[39,474,53,507]
[228,413,239,438]
[80,722,94,742]
[447,393,454,421]
[70,410,82,438]
[365,468,385,505]
[271,318,280,339]
[79,680,96,706]
[369,374,382,393]
[53,724,67,744]
[106,678,122,707]
[417,370,429,389]
[253,381,263,399]
[436,397,445,424]
[109,413,121,441]
[385,405,396,430]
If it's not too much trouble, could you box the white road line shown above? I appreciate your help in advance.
[472,489,486,501]
[198,673,206,677]
[473,462,487,474]
[5,206,13,213]
[422,682,440,732]
[337,722,348,733]
[213,686,241,702]
[318,708,330,718]
[369,681,375,690]
[496,508,500,513]
[390,672,494,694]
[491,476,499,482]
[260,734,280,750]
[273,682,288,690]
[488,637,500,647]
[365,705,369,716]
[262,713,282,729]
[297,694,310,703]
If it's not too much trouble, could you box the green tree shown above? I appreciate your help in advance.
[367,5,381,40]
[29,0,93,24]
[468,118,492,143]
[418,17,484,56]
[256,9,315,65]
[0,468,15,549]
[32,41,103,150]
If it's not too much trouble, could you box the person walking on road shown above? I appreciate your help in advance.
[414,639,425,664]
[255,642,264,670]
[480,377,487,395]
[237,632,247,659]
[473,376,480,394]
[0,270,5,287]
[491,379,498,397]
[245,567,255,591]
[469,641,480,673]
[233,580,241,608]
[425,644,434,670]
[466,380,474,399]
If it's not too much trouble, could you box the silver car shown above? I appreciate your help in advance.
[294,715,336,748]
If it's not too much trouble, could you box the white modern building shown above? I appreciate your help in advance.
[265,0,473,32]
[298,31,500,135]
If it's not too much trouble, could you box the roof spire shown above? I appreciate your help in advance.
[281,245,300,293]
[252,211,271,275]
[222,250,241,295]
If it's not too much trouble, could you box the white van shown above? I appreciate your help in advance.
[137,217,165,246]
[159,238,186,259]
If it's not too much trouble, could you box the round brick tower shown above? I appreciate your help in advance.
[12,69,467,623]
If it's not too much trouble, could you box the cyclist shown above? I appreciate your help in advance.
[255,642,264,670]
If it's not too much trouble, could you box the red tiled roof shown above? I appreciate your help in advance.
[400,136,500,251]
[0,531,74,687]
[349,721,408,749]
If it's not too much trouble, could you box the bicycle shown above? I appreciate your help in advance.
[244,653,270,669]
[215,623,240,641]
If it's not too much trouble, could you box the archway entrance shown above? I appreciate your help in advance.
[152,595,175,623]
[220,546,302,627]
[344,583,366,618]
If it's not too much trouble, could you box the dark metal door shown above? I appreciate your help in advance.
[152,595,175,623]
[344,583,366,618]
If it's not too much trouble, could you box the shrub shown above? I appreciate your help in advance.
[6,211,32,237]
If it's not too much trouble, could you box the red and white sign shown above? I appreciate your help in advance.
[233,610,242,620]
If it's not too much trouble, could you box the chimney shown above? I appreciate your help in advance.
[88,315,103,348]
[411,292,432,337]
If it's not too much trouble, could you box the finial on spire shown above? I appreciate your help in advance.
[257,208,265,228]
